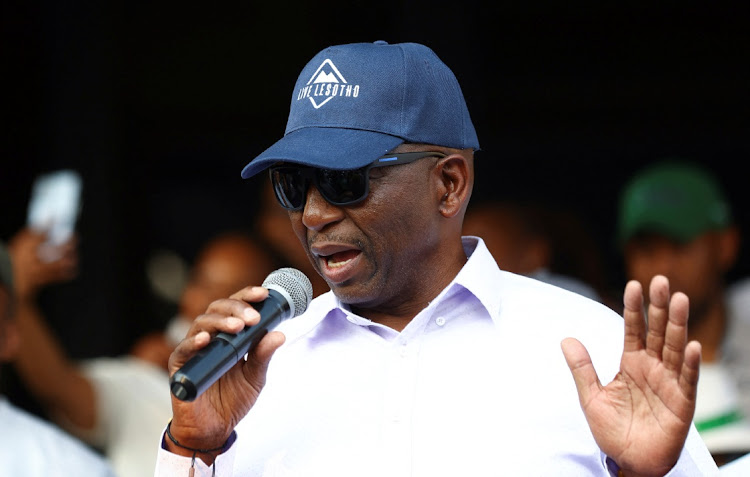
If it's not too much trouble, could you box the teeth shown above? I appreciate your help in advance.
[327,257,353,269]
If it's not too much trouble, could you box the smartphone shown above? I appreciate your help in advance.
[26,169,83,262]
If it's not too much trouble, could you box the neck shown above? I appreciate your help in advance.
[352,241,468,332]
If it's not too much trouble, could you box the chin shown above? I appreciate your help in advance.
[329,283,380,307]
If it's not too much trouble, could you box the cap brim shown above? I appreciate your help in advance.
[618,220,703,247]
[241,127,405,179]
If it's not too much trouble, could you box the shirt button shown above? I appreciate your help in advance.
[436,316,446,326]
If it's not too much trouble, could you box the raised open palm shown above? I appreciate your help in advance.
[562,275,702,477]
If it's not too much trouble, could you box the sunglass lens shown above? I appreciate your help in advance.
[317,168,368,205]
[271,168,307,210]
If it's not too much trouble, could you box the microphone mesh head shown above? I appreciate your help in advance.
[262,267,313,317]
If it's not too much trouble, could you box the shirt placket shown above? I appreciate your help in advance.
[380,328,424,477]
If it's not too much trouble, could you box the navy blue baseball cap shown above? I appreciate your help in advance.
[241,41,480,179]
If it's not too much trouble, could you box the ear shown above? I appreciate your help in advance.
[436,154,472,218]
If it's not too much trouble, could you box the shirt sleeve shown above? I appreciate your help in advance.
[663,424,720,476]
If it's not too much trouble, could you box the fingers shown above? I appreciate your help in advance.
[191,285,266,325]
[250,331,286,362]
[622,280,647,353]
[192,291,268,338]
[622,275,700,404]
[168,286,269,372]
[8,228,45,250]
[661,291,690,374]
[645,275,670,359]
[679,340,702,399]
[168,326,210,374]
[43,245,79,282]
[243,331,286,384]
[643,275,690,375]
[561,338,602,407]
[8,231,79,296]
[640,275,696,380]
[228,285,269,303]
[623,275,688,372]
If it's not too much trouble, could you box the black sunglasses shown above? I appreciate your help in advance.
[269,151,447,211]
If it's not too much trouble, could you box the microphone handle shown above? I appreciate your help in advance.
[170,289,290,402]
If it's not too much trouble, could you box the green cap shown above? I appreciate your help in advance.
[617,161,731,246]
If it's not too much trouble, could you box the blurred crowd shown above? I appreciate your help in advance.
[2,157,750,474]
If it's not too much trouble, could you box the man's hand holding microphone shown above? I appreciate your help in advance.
[165,268,312,464]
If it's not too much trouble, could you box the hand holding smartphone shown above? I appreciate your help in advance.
[26,169,83,262]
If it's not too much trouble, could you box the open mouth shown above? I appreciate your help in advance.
[310,242,364,284]
[324,249,360,269]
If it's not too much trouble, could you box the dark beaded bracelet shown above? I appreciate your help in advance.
[165,420,225,476]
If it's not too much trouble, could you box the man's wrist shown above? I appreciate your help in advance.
[163,420,234,464]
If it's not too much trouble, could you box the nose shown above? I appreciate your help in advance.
[651,240,683,271]
[301,184,344,231]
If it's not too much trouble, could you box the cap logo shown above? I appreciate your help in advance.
[296,59,360,109]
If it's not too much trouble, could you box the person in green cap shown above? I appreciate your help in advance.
[617,159,750,466]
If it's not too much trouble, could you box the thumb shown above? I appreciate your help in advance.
[242,331,286,385]
[561,337,602,407]
[250,330,286,365]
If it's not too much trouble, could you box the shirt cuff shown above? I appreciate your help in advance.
[604,455,621,476]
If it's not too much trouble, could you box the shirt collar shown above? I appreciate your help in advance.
[306,236,503,330]
[452,235,504,323]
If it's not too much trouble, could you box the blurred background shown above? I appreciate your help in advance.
[1,1,748,375]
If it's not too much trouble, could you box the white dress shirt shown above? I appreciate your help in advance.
[155,237,718,476]
[77,356,173,477]
[0,396,116,477]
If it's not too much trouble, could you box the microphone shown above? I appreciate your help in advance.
[170,267,313,402]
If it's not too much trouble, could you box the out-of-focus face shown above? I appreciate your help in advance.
[624,232,729,320]
[256,180,330,298]
[286,146,447,312]
[178,236,275,321]
[257,181,312,273]
[462,206,548,275]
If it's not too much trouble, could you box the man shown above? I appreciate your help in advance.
[9,229,276,477]
[156,41,717,476]
[617,160,750,465]
[0,240,116,476]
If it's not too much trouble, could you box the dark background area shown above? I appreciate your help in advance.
[1,1,748,413]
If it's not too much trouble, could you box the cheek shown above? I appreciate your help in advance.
[289,213,315,259]
[673,250,721,297]
[289,214,305,244]
[366,188,433,238]
[364,192,441,273]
